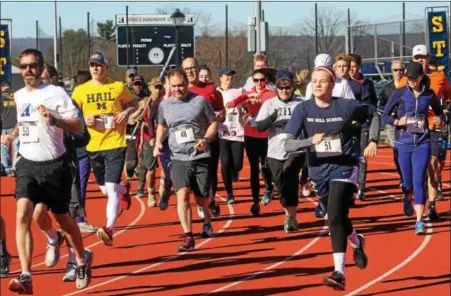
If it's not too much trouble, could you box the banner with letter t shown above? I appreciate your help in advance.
[427,9,449,76]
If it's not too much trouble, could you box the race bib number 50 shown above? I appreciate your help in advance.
[314,135,342,158]
[175,128,195,144]
[19,121,39,143]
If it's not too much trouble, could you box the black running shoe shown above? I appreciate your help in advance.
[352,234,368,269]
[323,271,345,291]
[427,206,440,221]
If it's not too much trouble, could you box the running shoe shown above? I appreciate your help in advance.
[62,262,77,282]
[403,194,414,217]
[226,194,235,205]
[97,226,113,246]
[352,234,368,269]
[9,273,33,294]
[78,221,99,233]
[427,205,440,221]
[314,202,327,219]
[261,190,273,206]
[201,223,213,238]
[415,221,425,235]
[356,190,366,201]
[178,236,195,252]
[323,271,345,291]
[0,252,11,275]
[284,216,298,233]
[75,249,93,289]
[250,203,260,217]
[208,199,221,218]
[136,188,145,198]
[45,231,64,267]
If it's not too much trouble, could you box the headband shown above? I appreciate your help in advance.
[313,66,336,84]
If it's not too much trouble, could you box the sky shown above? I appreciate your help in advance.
[0,0,449,38]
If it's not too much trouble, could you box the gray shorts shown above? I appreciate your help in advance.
[170,158,210,197]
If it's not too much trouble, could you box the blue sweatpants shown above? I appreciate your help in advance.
[395,141,431,205]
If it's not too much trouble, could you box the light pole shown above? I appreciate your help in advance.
[170,8,186,67]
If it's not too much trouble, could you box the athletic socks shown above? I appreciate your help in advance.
[348,229,361,249]
[333,252,346,275]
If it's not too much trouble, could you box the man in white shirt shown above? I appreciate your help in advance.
[304,53,355,100]
[6,48,92,294]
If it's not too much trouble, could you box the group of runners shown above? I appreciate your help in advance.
[0,41,449,293]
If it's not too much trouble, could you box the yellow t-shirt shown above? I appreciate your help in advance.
[72,80,134,152]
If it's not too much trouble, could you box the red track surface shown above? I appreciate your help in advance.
[1,146,450,296]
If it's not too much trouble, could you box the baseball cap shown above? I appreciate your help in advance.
[412,44,429,57]
[314,53,333,68]
[132,75,144,84]
[405,62,424,78]
[275,70,295,85]
[149,77,163,86]
[218,67,236,77]
[126,68,137,77]
[89,51,109,65]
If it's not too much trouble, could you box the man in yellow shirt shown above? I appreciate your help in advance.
[72,52,138,246]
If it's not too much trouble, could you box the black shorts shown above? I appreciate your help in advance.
[170,158,210,197]
[15,155,72,214]
[140,141,158,170]
[430,131,447,161]
[89,147,126,185]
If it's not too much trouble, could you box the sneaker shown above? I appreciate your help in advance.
[96,226,113,246]
[75,249,93,289]
[323,271,346,291]
[415,220,425,235]
[261,190,273,206]
[208,199,220,218]
[314,202,327,219]
[250,203,260,217]
[427,206,440,221]
[6,170,16,177]
[120,181,132,210]
[197,206,205,219]
[45,231,64,267]
[178,236,195,252]
[0,252,11,275]
[403,194,414,217]
[9,273,33,294]
[136,188,145,198]
[62,262,77,282]
[302,182,312,197]
[352,234,368,269]
[78,222,99,233]
[201,223,213,238]
[284,216,298,233]
[226,194,235,205]
[147,190,157,207]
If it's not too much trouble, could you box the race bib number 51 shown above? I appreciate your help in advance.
[175,128,195,144]
[314,136,342,158]
[19,121,39,143]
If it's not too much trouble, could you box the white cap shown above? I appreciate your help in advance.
[412,44,429,57]
[314,53,334,68]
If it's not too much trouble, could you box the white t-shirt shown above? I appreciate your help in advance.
[217,87,245,142]
[15,83,79,162]
[305,77,355,100]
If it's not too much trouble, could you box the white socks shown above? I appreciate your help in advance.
[333,252,346,275]
[105,182,120,231]
[99,185,107,195]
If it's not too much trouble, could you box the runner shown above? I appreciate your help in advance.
[216,67,245,204]
[154,68,218,251]
[284,66,380,290]
[384,62,444,234]
[227,68,275,216]
[181,57,223,219]
[377,59,405,187]
[1,81,19,177]
[136,77,164,207]
[8,48,92,293]
[72,51,137,246]
[199,64,212,84]
[255,70,304,232]
[243,54,276,91]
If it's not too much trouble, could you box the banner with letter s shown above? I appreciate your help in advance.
[0,24,12,84]
[427,10,449,76]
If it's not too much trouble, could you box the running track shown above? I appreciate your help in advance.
[1,146,450,295]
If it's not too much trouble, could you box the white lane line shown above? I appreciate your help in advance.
[202,197,327,296]
[63,197,235,296]
[11,195,146,273]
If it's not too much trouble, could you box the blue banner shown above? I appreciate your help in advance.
[0,24,11,84]
[427,11,449,76]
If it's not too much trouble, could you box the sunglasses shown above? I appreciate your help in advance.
[277,86,292,91]
[253,78,266,83]
[19,63,39,70]
[392,68,404,72]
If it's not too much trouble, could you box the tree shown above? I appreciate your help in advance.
[97,20,115,41]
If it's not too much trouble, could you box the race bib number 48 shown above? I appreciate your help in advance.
[406,116,425,133]
[175,128,195,144]
[19,121,39,143]
[314,136,342,158]
[95,115,115,130]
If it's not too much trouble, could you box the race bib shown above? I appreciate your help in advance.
[175,128,195,144]
[248,117,257,128]
[406,116,425,133]
[19,121,39,143]
[315,136,342,158]
[95,114,115,130]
